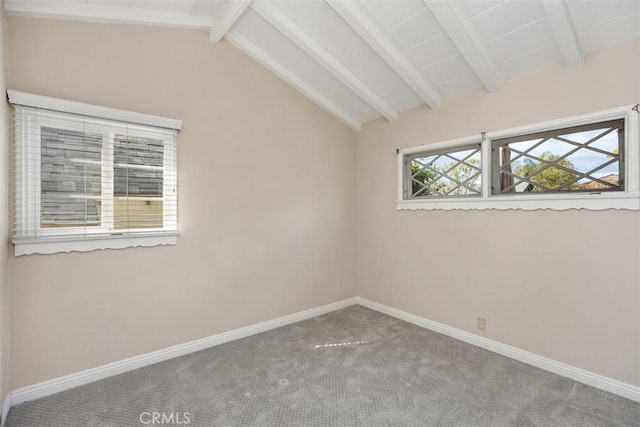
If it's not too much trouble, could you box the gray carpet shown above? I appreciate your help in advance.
[5,305,639,426]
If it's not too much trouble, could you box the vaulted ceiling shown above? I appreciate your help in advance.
[6,0,640,130]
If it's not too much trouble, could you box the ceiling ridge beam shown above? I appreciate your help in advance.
[424,0,502,92]
[210,0,253,43]
[541,0,584,69]
[226,31,361,131]
[4,0,211,29]
[326,0,442,110]
[251,1,397,121]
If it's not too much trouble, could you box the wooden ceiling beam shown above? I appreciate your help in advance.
[327,0,442,110]
[209,0,253,43]
[424,0,502,92]
[5,0,211,29]
[226,31,362,131]
[542,0,584,69]
[251,1,397,121]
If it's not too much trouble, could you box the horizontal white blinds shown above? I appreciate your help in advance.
[13,106,178,241]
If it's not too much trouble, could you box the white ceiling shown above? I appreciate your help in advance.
[5,0,640,130]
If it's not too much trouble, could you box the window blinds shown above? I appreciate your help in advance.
[12,103,179,243]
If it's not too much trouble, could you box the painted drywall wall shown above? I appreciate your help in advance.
[7,17,357,389]
[356,39,640,386]
[0,0,9,414]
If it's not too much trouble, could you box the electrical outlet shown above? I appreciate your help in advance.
[477,317,486,331]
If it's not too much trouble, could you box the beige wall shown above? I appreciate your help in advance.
[356,39,640,386]
[0,0,10,413]
[4,15,638,394]
[7,17,357,389]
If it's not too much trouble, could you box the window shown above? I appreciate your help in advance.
[405,144,482,199]
[493,120,624,195]
[9,91,182,255]
[397,105,639,211]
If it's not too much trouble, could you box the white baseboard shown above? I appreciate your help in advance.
[356,297,640,403]
[10,297,358,406]
[8,295,639,412]
[1,392,11,427]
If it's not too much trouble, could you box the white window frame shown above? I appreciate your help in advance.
[397,105,639,211]
[9,90,182,256]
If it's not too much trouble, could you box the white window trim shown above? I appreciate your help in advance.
[8,90,182,130]
[397,105,639,211]
[14,234,178,256]
[9,90,182,256]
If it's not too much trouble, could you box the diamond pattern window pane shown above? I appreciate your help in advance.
[493,120,624,194]
[408,145,482,198]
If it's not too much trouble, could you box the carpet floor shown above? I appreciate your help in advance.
[5,305,639,426]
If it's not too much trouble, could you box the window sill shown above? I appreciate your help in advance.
[13,233,178,256]
[397,194,640,211]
